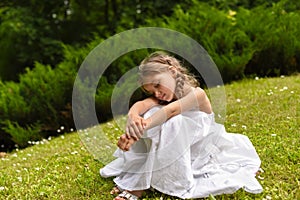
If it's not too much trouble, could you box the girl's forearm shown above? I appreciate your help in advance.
[128,97,159,117]
[144,100,182,130]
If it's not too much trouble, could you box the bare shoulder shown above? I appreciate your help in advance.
[192,87,207,98]
[192,87,212,113]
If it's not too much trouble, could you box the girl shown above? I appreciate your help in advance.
[100,52,263,200]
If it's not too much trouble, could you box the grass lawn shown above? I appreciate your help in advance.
[0,74,299,200]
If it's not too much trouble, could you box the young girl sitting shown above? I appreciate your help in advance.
[100,51,263,200]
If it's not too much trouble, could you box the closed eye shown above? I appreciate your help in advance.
[142,87,153,95]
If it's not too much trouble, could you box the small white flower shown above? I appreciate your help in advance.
[242,125,247,129]
[266,195,272,200]
[17,177,22,182]
[70,128,74,132]
[61,135,65,139]
[280,75,285,78]
[236,99,241,102]
[0,186,5,191]
[271,134,277,137]
[27,154,32,157]
[66,166,70,170]
[60,126,65,130]
[231,123,237,127]
[291,91,294,94]
[35,167,40,171]
[71,151,78,155]
[255,77,259,80]
[57,129,61,133]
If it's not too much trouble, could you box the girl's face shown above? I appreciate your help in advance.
[142,71,176,102]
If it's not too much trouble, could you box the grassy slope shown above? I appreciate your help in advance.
[0,75,299,200]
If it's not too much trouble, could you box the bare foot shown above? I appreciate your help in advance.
[117,134,135,151]
[110,186,122,195]
[114,190,143,200]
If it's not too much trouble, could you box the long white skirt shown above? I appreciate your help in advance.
[100,107,263,198]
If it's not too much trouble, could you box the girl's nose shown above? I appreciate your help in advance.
[154,90,161,98]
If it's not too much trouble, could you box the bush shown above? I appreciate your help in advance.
[237,2,300,76]
[146,1,254,82]
[0,62,76,150]
[146,0,300,81]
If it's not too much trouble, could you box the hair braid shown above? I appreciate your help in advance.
[175,73,186,98]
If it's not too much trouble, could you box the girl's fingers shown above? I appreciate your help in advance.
[128,126,139,141]
[125,138,135,151]
[125,127,131,139]
[117,135,127,150]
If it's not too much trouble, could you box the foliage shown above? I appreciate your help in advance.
[145,0,300,81]
[0,6,64,80]
[146,1,254,82]
[0,62,76,149]
[0,0,185,81]
[0,75,299,199]
[2,121,42,148]
[238,1,300,76]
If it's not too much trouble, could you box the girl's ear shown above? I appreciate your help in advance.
[168,66,177,77]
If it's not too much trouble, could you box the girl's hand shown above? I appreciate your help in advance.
[117,134,135,151]
[125,114,146,140]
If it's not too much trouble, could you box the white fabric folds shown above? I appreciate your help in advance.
[100,107,263,198]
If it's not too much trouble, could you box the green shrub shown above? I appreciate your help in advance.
[0,61,76,149]
[0,81,30,122]
[237,2,300,76]
[2,121,42,148]
[145,0,300,81]
[146,1,254,82]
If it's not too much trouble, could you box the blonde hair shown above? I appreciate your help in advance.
[138,51,199,98]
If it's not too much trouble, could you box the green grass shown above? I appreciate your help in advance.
[0,75,299,199]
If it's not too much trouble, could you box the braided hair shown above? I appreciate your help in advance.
[138,51,199,99]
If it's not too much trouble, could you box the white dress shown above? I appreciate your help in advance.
[100,107,263,199]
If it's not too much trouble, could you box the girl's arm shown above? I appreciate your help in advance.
[144,87,212,130]
[125,97,159,139]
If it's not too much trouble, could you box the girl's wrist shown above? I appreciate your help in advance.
[143,118,152,130]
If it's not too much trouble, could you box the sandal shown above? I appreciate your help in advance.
[114,191,139,200]
[110,185,124,195]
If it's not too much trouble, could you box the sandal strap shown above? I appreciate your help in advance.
[118,191,139,200]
